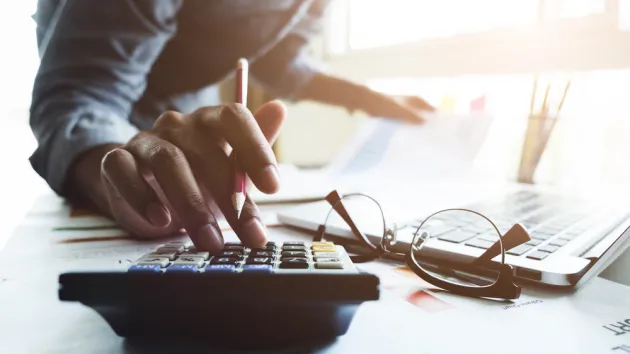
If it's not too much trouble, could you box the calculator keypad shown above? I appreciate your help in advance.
[129,241,354,274]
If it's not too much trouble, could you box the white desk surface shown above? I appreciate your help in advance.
[2,127,630,353]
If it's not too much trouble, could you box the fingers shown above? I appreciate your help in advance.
[183,143,268,248]
[234,195,267,247]
[253,100,286,145]
[191,103,282,194]
[101,148,171,228]
[405,96,435,112]
[125,133,224,254]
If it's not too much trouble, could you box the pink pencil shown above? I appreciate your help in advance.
[232,58,248,219]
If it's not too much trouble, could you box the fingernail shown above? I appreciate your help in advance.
[196,224,224,254]
[256,165,280,193]
[243,218,267,247]
[146,203,171,228]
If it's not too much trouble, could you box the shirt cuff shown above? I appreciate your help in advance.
[29,108,139,196]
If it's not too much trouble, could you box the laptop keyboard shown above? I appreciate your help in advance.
[409,190,626,261]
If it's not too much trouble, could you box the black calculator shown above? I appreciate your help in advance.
[58,240,380,348]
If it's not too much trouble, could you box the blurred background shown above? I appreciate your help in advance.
[3,0,630,232]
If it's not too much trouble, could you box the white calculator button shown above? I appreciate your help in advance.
[181,251,210,260]
[156,245,185,253]
[315,261,343,269]
[166,240,193,248]
[174,256,205,267]
[313,252,338,258]
[136,257,170,268]
[145,251,177,261]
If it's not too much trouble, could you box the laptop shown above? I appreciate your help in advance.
[276,115,630,289]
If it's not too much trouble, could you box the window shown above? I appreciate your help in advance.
[316,0,630,188]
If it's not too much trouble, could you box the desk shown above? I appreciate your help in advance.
[1,168,630,353]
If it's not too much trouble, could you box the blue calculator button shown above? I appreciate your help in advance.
[166,264,200,273]
[205,264,235,273]
[243,264,272,273]
[128,264,162,273]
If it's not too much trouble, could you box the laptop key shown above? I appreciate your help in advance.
[465,238,495,249]
[526,251,549,260]
[506,244,533,256]
[526,239,542,246]
[538,244,560,253]
[531,232,554,241]
[549,238,569,247]
[438,230,476,243]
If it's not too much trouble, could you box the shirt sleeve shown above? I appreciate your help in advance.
[249,0,331,100]
[29,0,183,196]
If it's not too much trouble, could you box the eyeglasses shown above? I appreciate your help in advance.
[313,190,532,300]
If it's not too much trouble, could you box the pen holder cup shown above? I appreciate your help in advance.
[517,113,559,184]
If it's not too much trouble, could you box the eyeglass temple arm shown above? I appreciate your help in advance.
[475,223,532,264]
[315,190,372,247]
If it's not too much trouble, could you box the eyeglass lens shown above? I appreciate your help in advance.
[410,210,505,288]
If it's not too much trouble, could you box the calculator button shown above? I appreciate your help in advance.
[313,252,338,258]
[243,265,273,273]
[312,242,335,247]
[282,241,305,246]
[250,246,275,253]
[282,245,306,251]
[205,264,235,273]
[137,257,170,268]
[128,264,162,273]
[144,252,177,261]
[315,262,343,269]
[312,246,337,253]
[223,245,244,251]
[314,257,340,263]
[250,251,274,257]
[181,251,210,260]
[210,257,239,265]
[219,250,243,257]
[156,246,184,254]
[246,257,272,265]
[165,241,192,248]
[281,255,308,262]
[174,256,205,267]
[166,264,200,273]
[280,258,309,269]
[281,251,307,257]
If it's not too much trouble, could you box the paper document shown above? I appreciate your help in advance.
[327,112,494,181]
[0,193,278,281]
[351,260,630,354]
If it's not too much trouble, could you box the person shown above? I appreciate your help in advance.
[29,0,434,255]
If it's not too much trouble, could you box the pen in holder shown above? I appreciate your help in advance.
[517,79,570,184]
[517,112,557,184]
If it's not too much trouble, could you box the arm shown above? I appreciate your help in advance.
[250,0,433,122]
[29,0,183,209]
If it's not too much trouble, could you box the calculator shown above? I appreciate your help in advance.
[58,240,380,348]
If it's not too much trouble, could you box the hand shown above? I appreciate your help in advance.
[361,91,435,123]
[293,73,434,124]
[71,101,286,255]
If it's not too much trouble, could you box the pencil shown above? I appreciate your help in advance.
[232,58,248,219]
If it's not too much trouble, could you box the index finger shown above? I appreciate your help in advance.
[190,103,280,194]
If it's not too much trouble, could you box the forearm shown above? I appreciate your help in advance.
[293,72,376,113]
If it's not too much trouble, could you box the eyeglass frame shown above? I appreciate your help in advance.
[314,190,531,300]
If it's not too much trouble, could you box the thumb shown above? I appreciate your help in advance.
[253,100,286,144]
